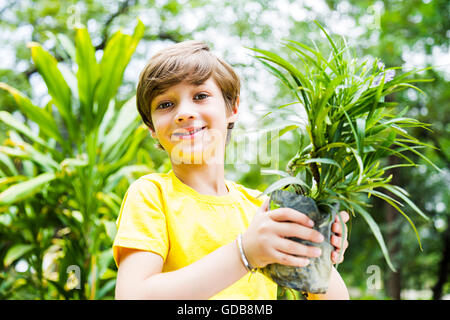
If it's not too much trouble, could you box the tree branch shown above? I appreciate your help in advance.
[95,0,135,51]
[25,0,138,78]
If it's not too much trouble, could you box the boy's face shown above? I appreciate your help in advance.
[149,77,238,164]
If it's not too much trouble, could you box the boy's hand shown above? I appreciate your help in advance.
[242,198,325,269]
[330,211,349,264]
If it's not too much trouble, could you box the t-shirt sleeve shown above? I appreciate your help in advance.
[239,184,270,207]
[113,178,169,267]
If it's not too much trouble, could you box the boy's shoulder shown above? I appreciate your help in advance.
[127,171,171,193]
[228,180,269,203]
[137,171,171,184]
[128,171,269,205]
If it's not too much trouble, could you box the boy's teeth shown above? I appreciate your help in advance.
[175,127,204,136]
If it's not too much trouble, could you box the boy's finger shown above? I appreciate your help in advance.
[335,211,350,223]
[269,208,315,228]
[275,238,322,258]
[258,198,270,213]
[275,221,324,243]
[274,250,310,267]
[331,235,342,249]
[331,235,348,250]
[263,198,270,211]
[332,222,346,235]
[332,222,339,234]
[331,251,344,264]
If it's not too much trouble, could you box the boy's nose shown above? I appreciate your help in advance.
[176,113,195,123]
[174,101,199,123]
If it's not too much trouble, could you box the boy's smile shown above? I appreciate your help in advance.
[149,77,238,164]
[171,125,207,141]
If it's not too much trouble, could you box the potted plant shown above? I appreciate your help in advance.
[249,22,439,294]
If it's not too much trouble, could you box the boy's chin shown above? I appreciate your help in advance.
[169,143,223,165]
[168,131,225,165]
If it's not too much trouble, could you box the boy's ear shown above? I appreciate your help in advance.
[149,128,157,139]
[227,97,240,123]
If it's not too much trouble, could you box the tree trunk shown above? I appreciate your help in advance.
[385,155,402,300]
[432,214,450,300]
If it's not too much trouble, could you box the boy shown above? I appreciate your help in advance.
[113,40,350,299]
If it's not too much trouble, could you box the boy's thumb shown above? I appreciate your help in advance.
[261,198,270,212]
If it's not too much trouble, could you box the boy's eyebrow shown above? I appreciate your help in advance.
[153,82,209,100]
[151,81,212,107]
[151,90,170,106]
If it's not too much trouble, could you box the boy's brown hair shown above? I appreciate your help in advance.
[136,41,240,137]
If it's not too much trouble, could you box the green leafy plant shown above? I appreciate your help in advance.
[250,22,439,279]
[0,20,154,299]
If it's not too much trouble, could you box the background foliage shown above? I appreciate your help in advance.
[0,0,448,300]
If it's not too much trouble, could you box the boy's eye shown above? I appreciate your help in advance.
[194,93,209,100]
[157,101,173,110]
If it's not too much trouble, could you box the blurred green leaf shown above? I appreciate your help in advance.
[0,172,56,205]
[0,85,65,149]
[4,244,34,267]
[29,43,75,144]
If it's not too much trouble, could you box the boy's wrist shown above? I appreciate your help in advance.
[237,233,257,273]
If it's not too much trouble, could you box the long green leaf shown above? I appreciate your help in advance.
[356,118,366,155]
[393,141,441,172]
[100,97,140,160]
[8,131,59,171]
[249,47,312,110]
[95,20,144,126]
[270,124,299,143]
[351,202,396,272]
[104,165,152,192]
[375,187,423,250]
[349,147,364,185]
[103,125,148,176]
[0,111,47,147]
[284,40,337,76]
[0,152,18,176]
[381,185,429,221]
[257,176,311,199]
[98,98,117,144]
[0,84,65,148]
[75,27,99,131]
[0,172,56,205]
[257,59,302,102]
[4,244,34,267]
[315,142,349,153]
[261,169,292,178]
[304,158,343,172]
[29,43,75,143]
[56,33,76,62]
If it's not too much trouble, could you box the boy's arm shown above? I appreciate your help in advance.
[115,240,249,300]
[307,267,349,300]
[115,199,328,300]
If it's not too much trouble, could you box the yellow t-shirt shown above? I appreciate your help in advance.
[113,170,277,300]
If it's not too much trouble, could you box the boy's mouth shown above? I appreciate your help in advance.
[172,126,207,140]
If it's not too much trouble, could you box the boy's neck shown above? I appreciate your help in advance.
[172,163,229,196]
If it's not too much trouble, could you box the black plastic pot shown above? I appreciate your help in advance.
[260,190,339,294]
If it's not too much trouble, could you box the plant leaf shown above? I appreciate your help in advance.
[0,152,18,176]
[260,169,292,177]
[95,20,144,126]
[351,202,397,272]
[75,27,99,131]
[0,172,56,205]
[381,185,429,221]
[304,158,343,171]
[0,85,65,148]
[4,244,34,267]
[257,176,310,199]
[28,42,75,143]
